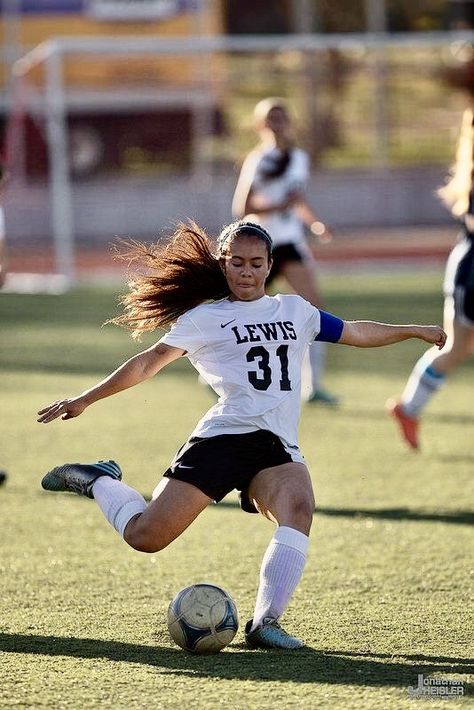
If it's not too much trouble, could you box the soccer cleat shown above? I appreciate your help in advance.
[41,459,122,498]
[245,617,304,650]
[307,387,339,406]
[386,398,420,450]
[0,470,7,486]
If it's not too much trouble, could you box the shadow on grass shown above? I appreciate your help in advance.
[0,632,471,688]
[331,407,474,427]
[210,500,474,527]
[315,506,474,526]
[41,491,474,527]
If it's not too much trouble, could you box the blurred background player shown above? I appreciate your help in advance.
[232,97,338,405]
[0,159,8,485]
[0,159,7,289]
[387,108,474,450]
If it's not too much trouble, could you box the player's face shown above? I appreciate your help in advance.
[223,236,272,302]
[264,107,291,140]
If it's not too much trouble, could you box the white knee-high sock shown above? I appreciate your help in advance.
[251,525,309,631]
[309,340,326,393]
[92,477,147,538]
[401,350,446,418]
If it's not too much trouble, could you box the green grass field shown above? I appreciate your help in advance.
[0,270,472,709]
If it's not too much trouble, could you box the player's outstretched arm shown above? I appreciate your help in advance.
[37,342,185,424]
[338,321,447,349]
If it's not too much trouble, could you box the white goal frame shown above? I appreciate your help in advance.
[10,29,474,285]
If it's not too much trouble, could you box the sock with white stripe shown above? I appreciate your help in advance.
[401,351,446,418]
[251,525,309,631]
[92,476,147,538]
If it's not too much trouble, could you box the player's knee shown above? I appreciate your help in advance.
[125,533,168,554]
[123,521,169,554]
[296,496,315,527]
[283,491,315,531]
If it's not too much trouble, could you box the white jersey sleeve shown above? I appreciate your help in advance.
[286,149,310,193]
[158,312,206,356]
[233,150,262,218]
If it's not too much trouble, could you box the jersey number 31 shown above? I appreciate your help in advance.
[246,345,291,391]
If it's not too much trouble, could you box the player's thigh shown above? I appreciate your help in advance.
[248,462,315,534]
[456,320,474,357]
[442,310,474,361]
[124,477,212,552]
[280,259,322,306]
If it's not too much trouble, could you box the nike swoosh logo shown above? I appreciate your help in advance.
[220,319,236,328]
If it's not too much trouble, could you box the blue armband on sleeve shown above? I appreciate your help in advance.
[315,310,344,343]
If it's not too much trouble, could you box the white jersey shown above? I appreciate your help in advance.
[159,294,323,452]
[238,146,310,247]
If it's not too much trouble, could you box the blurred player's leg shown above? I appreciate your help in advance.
[281,259,339,405]
[387,301,474,449]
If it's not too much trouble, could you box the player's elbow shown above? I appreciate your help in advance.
[338,322,364,347]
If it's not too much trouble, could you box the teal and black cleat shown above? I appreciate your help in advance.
[245,617,304,650]
[307,387,339,406]
[41,460,122,499]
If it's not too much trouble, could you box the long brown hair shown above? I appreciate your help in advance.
[110,219,272,339]
[110,221,228,339]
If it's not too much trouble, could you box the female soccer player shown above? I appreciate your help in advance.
[232,97,337,405]
[387,108,474,450]
[38,220,446,649]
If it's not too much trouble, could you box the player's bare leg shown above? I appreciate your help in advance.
[42,460,211,552]
[123,478,211,553]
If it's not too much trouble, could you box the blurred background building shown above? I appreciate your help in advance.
[1,0,474,283]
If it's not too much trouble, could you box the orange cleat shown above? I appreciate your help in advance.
[386,398,420,450]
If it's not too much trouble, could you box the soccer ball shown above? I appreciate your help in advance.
[167,583,239,653]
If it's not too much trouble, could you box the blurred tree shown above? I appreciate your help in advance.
[441,0,474,99]
[317,0,367,32]
[385,0,446,31]
[224,0,448,35]
[223,0,291,34]
[447,0,474,29]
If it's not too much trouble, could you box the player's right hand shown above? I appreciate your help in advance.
[37,397,88,423]
[419,325,447,350]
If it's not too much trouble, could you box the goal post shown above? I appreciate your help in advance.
[5,29,474,287]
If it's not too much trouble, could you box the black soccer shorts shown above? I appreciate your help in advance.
[163,429,296,513]
[266,243,305,284]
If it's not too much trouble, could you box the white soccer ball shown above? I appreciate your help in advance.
[167,583,239,654]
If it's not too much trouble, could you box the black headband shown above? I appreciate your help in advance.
[218,223,273,253]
